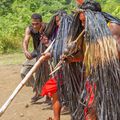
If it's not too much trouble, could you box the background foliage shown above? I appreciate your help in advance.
[0,0,120,53]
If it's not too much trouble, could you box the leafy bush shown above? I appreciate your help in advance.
[0,0,120,53]
[0,35,21,53]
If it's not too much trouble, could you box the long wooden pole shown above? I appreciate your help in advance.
[0,40,55,117]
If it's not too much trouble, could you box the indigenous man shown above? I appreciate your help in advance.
[60,0,120,120]
[77,0,120,59]
[20,13,47,102]
[39,10,73,120]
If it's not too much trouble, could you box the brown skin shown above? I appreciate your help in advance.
[109,22,120,43]
[43,15,61,120]
[41,52,51,61]
[52,93,61,120]
[109,22,120,59]
[40,34,49,47]
[79,12,85,26]
[23,27,32,60]
[23,18,45,60]
[23,18,48,101]
[86,108,97,120]
[40,15,60,48]
[55,16,61,27]
[50,16,61,120]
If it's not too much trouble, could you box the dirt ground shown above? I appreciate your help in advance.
[0,65,70,120]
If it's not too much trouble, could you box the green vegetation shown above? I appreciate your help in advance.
[0,0,120,53]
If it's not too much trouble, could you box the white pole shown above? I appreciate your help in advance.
[0,40,55,117]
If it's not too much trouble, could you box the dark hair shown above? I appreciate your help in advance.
[67,12,84,43]
[81,1,102,12]
[31,13,42,22]
[44,10,67,39]
[54,10,67,17]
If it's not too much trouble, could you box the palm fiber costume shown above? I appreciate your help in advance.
[61,1,120,120]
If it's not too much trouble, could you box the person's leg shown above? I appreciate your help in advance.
[20,59,35,87]
[21,71,34,87]
[21,59,42,102]
[52,93,61,120]
[85,107,97,120]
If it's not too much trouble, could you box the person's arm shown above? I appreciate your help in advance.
[109,22,120,43]
[23,27,32,60]
[40,34,49,47]
[109,22,120,59]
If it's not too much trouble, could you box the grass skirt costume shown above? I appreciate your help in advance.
[60,1,120,120]
[41,12,73,101]
[33,43,50,96]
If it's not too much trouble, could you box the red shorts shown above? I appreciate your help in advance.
[41,77,57,97]
[84,81,96,120]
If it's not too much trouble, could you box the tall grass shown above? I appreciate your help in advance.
[0,35,21,53]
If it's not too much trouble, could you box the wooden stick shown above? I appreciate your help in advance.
[49,30,85,75]
[0,39,55,117]
[49,65,62,76]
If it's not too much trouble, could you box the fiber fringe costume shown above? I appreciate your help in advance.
[33,39,50,96]
[41,10,73,98]
[60,1,120,120]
